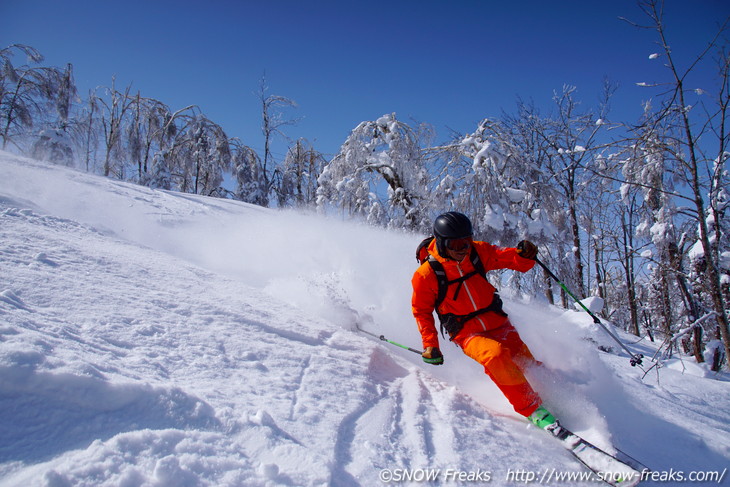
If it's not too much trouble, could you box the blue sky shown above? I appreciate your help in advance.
[3,0,729,160]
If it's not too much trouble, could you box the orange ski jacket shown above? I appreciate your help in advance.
[411,238,535,350]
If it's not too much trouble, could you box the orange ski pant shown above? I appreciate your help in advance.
[456,321,541,417]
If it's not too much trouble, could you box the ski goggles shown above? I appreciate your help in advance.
[445,237,472,251]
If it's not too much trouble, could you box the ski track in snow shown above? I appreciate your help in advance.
[0,151,729,486]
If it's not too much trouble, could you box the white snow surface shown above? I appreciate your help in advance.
[1,151,729,486]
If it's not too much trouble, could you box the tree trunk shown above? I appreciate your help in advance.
[543,267,554,304]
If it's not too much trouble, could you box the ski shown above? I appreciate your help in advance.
[546,425,644,486]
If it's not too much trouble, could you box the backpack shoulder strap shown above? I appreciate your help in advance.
[426,255,448,310]
[469,245,486,278]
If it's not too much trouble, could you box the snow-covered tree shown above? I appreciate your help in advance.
[544,86,612,298]
[95,78,134,178]
[276,139,324,208]
[126,97,195,186]
[610,187,646,336]
[0,45,72,151]
[28,63,77,167]
[148,149,172,190]
[151,112,231,195]
[233,141,267,206]
[465,120,559,244]
[623,0,730,367]
[76,89,100,172]
[186,115,231,195]
[317,113,430,230]
[622,129,687,346]
[258,77,299,200]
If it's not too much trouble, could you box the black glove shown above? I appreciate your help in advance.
[422,347,444,365]
[517,240,538,260]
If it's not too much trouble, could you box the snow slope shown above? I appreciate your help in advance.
[1,151,728,486]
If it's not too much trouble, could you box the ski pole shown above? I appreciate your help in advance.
[355,324,423,355]
[534,256,644,367]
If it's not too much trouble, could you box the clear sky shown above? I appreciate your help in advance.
[3,0,729,160]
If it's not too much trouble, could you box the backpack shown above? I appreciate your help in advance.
[415,236,507,340]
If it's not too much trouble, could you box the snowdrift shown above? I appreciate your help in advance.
[1,151,728,486]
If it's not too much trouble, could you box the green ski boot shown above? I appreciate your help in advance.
[528,405,558,430]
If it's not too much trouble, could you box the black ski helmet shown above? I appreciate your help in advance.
[433,211,472,255]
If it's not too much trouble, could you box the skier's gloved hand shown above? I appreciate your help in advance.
[516,240,538,260]
[422,346,444,365]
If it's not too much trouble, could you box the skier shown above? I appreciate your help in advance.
[411,211,557,430]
